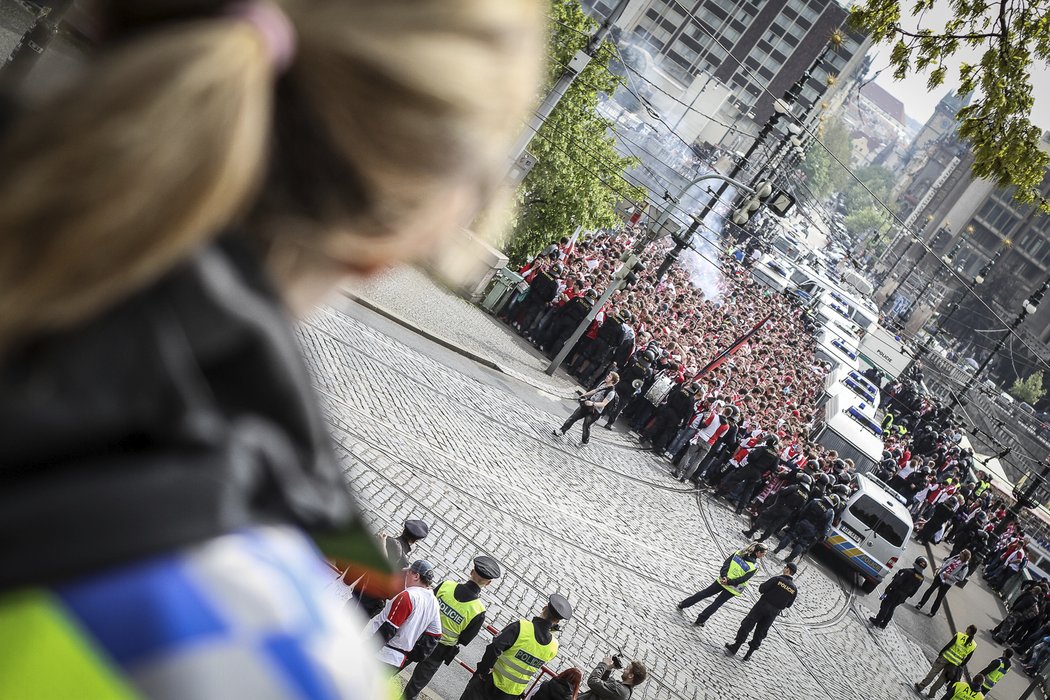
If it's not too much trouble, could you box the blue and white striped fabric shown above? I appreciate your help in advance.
[53,526,385,699]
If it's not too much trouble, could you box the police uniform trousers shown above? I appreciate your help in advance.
[680,581,736,623]
[873,592,907,627]
[404,648,449,700]
[459,672,520,700]
[732,602,779,651]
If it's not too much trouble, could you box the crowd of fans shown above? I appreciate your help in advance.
[502,225,1050,680]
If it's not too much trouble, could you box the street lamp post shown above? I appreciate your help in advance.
[921,248,1004,355]
[948,275,1050,409]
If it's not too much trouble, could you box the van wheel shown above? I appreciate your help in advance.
[860,577,878,594]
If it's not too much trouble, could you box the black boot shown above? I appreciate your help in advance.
[724,643,739,655]
[742,647,754,661]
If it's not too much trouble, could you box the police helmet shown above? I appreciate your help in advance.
[796,473,814,487]
[688,382,701,394]
[806,459,820,471]
[831,484,850,497]
[832,458,846,471]
[642,349,657,362]
[815,473,833,487]
[551,263,564,276]
[836,472,852,485]
[914,556,929,570]
[765,435,779,448]
[824,494,840,509]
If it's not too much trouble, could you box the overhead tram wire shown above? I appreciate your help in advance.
[661,15,1050,371]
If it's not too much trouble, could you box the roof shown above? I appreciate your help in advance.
[860,82,906,126]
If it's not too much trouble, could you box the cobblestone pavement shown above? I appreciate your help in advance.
[348,267,578,397]
[299,302,934,700]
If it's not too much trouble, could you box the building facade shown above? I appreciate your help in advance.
[579,0,869,148]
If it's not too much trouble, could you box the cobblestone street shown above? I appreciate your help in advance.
[299,299,936,700]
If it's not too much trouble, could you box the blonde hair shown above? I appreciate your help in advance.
[0,0,543,348]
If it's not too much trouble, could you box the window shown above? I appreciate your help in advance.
[848,495,908,547]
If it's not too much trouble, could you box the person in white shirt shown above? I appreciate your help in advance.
[366,559,443,669]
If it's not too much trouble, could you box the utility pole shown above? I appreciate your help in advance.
[920,248,1004,356]
[651,105,788,281]
[507,0,631,167]
[650,173,764,281]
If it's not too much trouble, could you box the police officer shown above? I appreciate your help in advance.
[724,562,798,661]
[677,543,766,626]
[915,624,979,698]
[742,473,811,542]
[603,349,655,428]
[404,556,501,700]
[868,556,927,628]
[773,494,835,563]
[356,519,430,617]
[460,594,573,700]
[943,673,986,700]
[977,649,1013,695]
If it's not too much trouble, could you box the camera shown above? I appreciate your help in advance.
[611,651,625,669]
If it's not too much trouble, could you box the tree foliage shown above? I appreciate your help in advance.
[801,117,851,197]
[505,0,646,264]
[1009,370,1046,404]
[850,0,1050,210]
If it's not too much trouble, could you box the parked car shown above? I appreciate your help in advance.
[1019,402,1035,415]
[997,391,1016,408]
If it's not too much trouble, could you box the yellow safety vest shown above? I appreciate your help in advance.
[435,580,485,647]
[974,480,990,497]
[719,551,758,596]
[492,620,558,696]
[941,632,977,666]
[949,680,985,700]
[982,659,1006,689]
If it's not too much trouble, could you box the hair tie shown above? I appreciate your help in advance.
[228,1,297,73]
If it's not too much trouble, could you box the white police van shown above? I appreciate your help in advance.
[824,473,914,593]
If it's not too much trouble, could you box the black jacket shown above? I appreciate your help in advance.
[755,574,798,611]
[0,238,360,590]
[886,566,925,598]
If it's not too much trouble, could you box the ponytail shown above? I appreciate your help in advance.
[0,20,274,349]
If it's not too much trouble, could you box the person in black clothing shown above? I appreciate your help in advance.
[717,436,780,514]
[642,381,697,452]
[575,311,629,384]
[405,556,501,700]
[514,263,561,332]
[724,562,798,660]
[460,594,573,700]
[603,351,654,428]
[742,477,811,542]
[869,556,927,628]
[678,543,767,626]
[543,288,596,355]
[554,373,618,446]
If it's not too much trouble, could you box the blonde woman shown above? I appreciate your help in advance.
[0,1,542,697]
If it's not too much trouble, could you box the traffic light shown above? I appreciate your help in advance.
[730,180,795,226]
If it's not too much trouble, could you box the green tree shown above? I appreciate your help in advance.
[802,117,851,198]
[1010,370,1046,404]
[842,164,896,212]
[843,205,892,237]
[505,0,646,263]
[850,0,1050,210]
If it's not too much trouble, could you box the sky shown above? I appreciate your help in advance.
[866,2,1050,131]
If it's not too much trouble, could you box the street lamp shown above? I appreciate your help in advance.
[921,247,1004,355]
[948,274,1050,409]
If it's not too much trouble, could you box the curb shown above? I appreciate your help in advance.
[342,291,579,400]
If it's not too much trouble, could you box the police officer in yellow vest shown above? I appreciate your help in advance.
[944,673,986,700]
[914,625,978,698]
[977,649,1013,695]
[404,556,501,700]
[677,542,766,627]
[459,593,573,700]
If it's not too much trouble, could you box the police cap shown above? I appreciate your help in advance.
[783,562,798,575]
[548,593,573,621]
[473,555,502,580]
[404,519,429,540]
